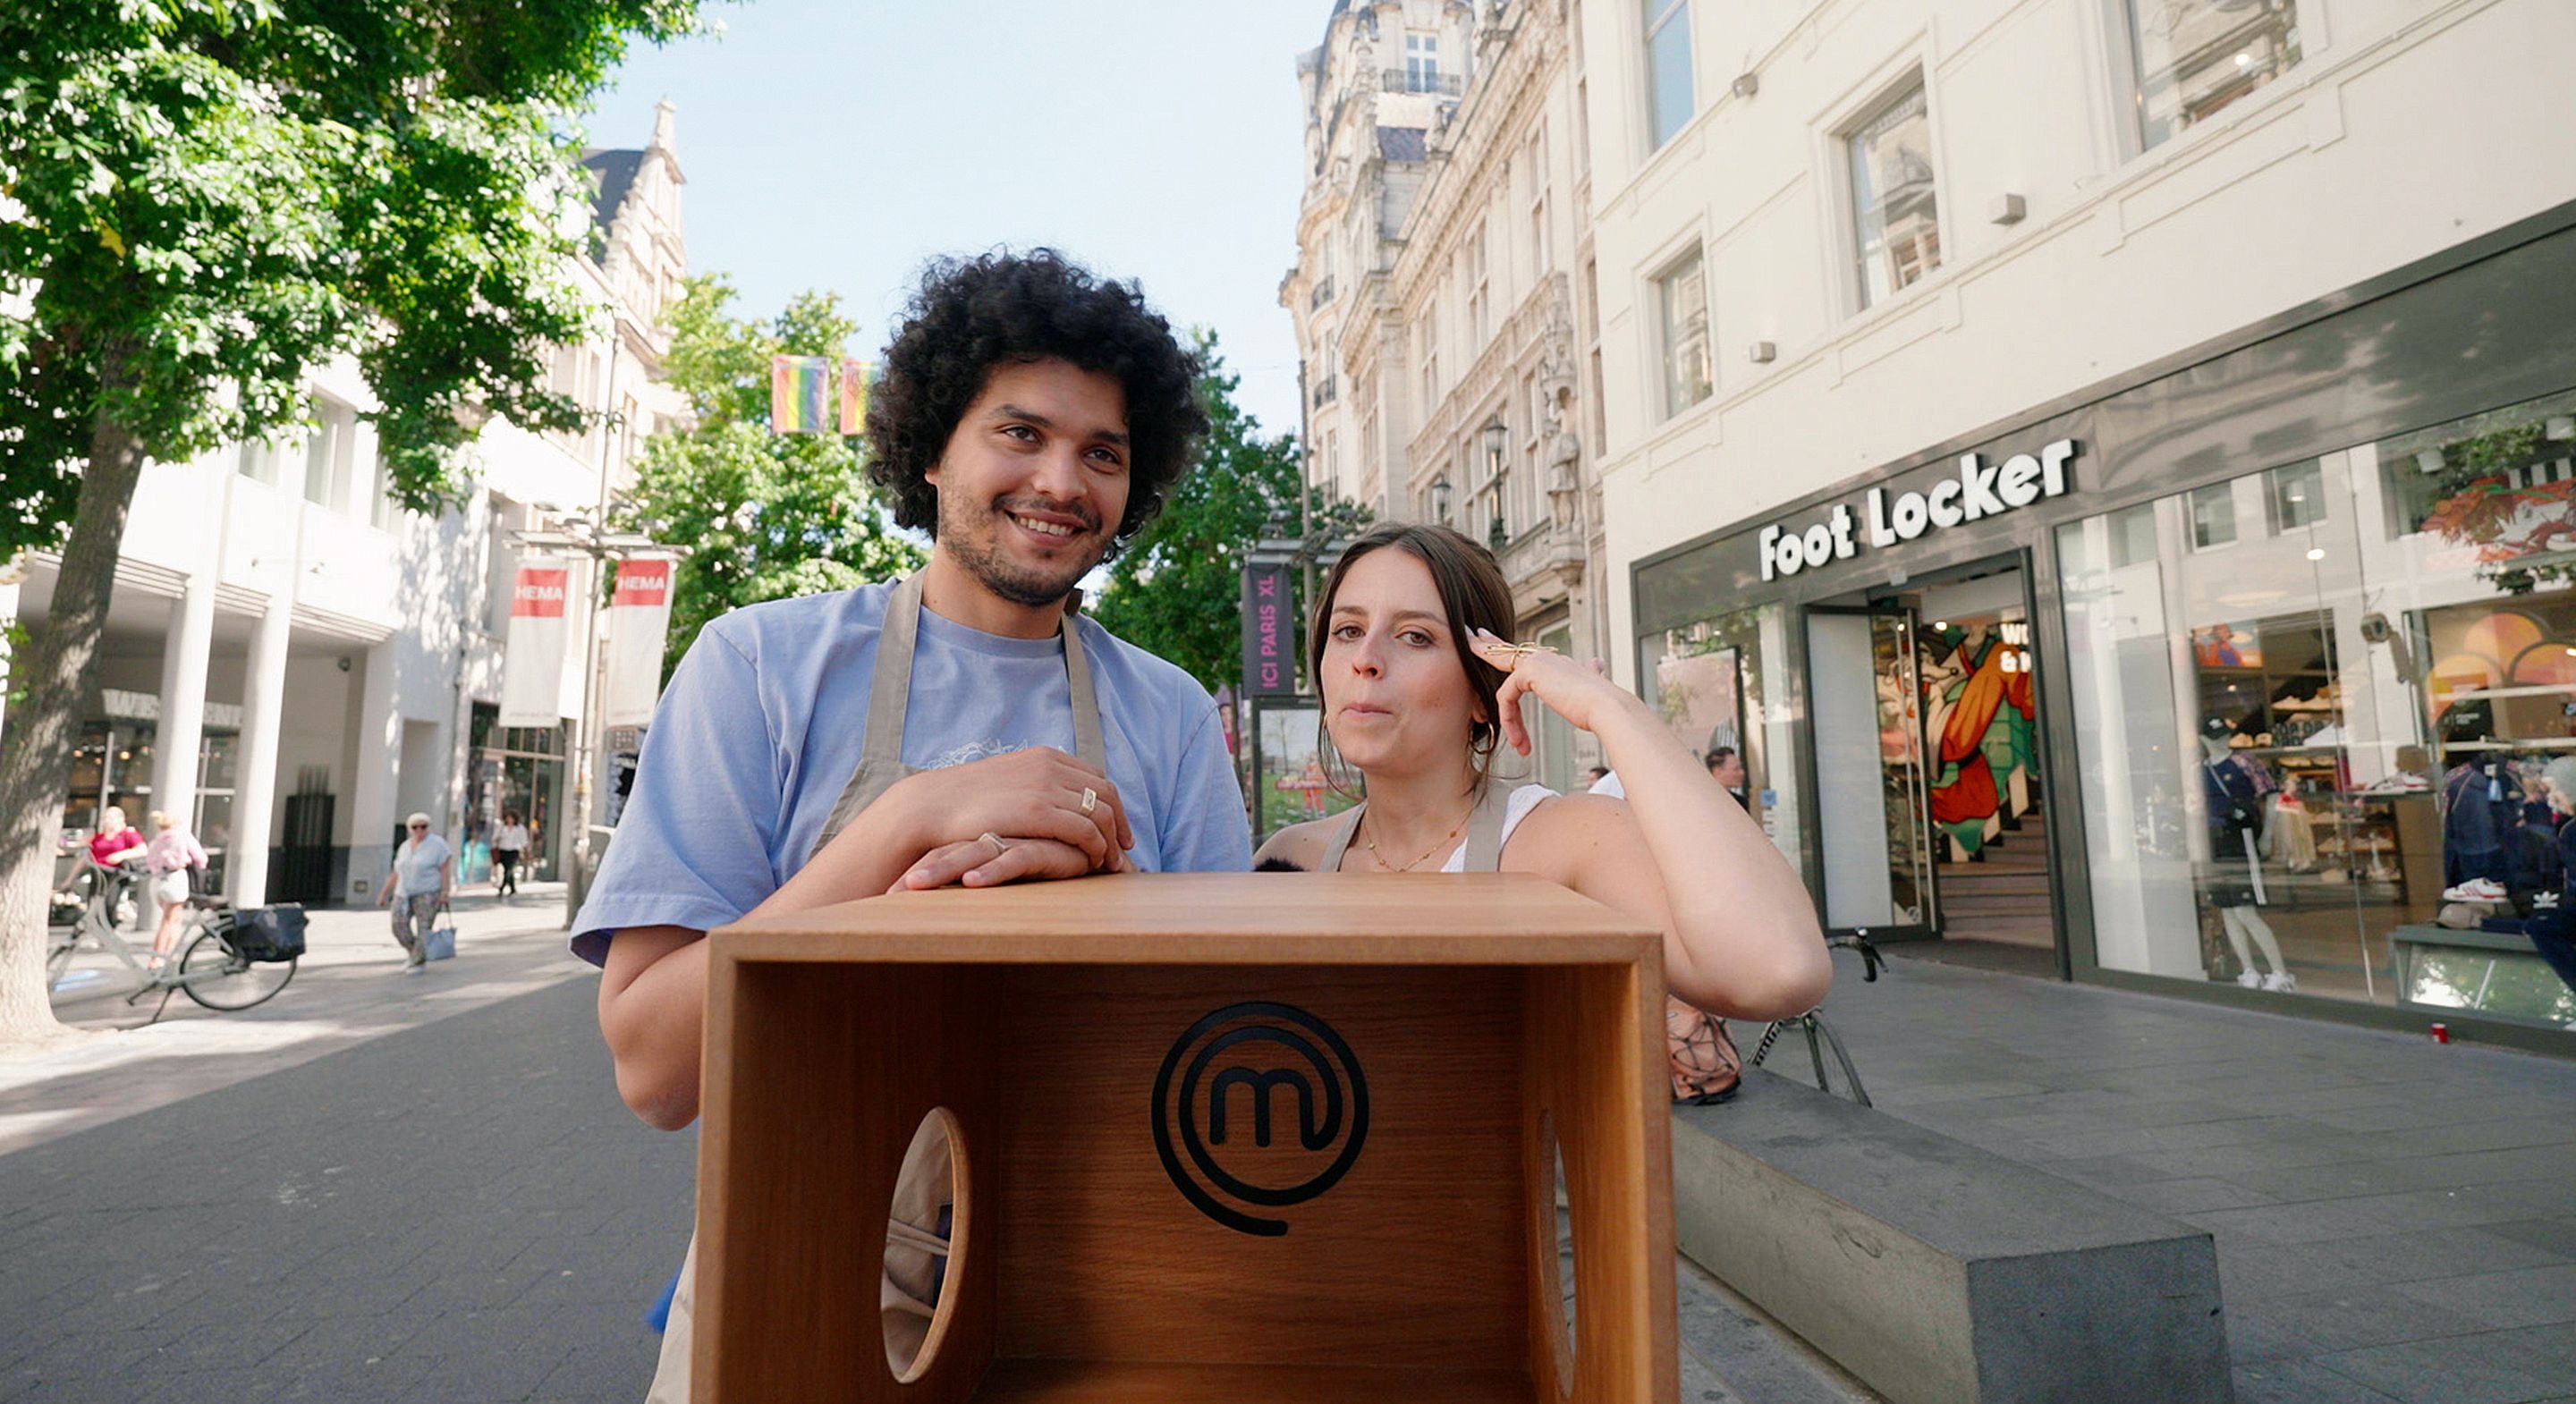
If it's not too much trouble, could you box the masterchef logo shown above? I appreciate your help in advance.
[513,568,570,619]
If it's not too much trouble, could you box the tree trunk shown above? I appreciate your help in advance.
[0,354,151,1045]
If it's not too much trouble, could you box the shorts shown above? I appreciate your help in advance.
[148,871,190,909]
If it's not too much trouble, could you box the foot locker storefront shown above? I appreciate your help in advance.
[1630,207,2576,1048]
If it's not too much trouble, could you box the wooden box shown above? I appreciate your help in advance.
[695,872,1678,1404]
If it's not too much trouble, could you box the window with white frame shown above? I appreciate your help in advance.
[1846,76,1942,310]
[1575,79,1592,176]
[1465,223,1489,348]
[2188,481,2237,549]
[1527,129,1551,275]
[303,399,358,512]
[1657,248,1713,419]
[1516,371,1542,531]
[1405,33,1440,92]
[1417,305,1440,410]
[1641,0,1693,149]
[2265,459,2326,534]
[371,444,402,530]
[2125,0,2301,152]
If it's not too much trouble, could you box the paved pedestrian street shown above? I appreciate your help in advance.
[0,905,1876,1404]
[1857,950,2576,1404]
[11,903,2575,1402]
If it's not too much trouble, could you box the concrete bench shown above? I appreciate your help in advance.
[1671,1069,2232,1404]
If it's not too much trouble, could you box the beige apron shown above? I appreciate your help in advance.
[1315,780,1518,875]
[648,572,1106,1401]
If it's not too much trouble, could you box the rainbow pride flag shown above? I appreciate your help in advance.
[840,359,871,437]
[769,355,830,435]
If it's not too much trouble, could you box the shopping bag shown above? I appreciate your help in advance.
[422,903,457,962]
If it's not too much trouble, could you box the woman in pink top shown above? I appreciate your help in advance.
[142,810,210,968]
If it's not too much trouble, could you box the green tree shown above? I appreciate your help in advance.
[1093,333,1368,694]
[614,275,922,677]
[0,0,716,1042]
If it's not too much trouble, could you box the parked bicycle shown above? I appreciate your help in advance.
[47,864,304,1019]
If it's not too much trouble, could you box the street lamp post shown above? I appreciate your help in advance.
[508,517,676,928]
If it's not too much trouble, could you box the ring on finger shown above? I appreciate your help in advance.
[979,831,1008,858]
[1080,786,1098,816]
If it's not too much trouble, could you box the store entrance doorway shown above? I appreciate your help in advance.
[1804,559,2061,973]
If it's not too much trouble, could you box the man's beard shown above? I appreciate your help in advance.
[938,493,1106,608]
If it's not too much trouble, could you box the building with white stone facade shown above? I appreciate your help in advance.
[1574,0,2576,1043]
[12,103,688,910]
[1285,0,1614,791]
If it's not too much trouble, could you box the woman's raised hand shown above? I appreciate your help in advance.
[1469,628,1636,756]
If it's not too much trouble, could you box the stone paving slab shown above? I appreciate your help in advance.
[1839,950,2576,1403]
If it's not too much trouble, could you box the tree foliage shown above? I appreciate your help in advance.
[0,0,718,1041]
[1092,334,1369,694]
[1,0,714,526]
[613,275,922,676]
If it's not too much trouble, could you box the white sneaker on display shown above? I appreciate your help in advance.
[2235,970,2264,988]
[2260,971,2299,993]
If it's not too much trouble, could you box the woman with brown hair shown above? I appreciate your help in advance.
[899,521,1829,1025]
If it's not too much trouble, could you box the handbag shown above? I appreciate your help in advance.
[422,901,457,962]
[1666,996,1742,1104]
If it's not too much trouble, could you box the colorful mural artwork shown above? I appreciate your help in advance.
[1919,616,2039,859]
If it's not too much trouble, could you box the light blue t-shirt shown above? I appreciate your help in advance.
[569,581,1251,965]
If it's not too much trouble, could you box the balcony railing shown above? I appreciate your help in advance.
[1309,275,1335,310]
[1382,69,1463,97]
[1310,376,1340,409]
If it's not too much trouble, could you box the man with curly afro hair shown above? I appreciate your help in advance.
[572,250,1252,1400]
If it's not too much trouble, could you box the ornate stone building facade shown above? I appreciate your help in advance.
[1284,0,1610,789]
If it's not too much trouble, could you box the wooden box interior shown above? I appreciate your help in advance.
[695,875,1676,1404]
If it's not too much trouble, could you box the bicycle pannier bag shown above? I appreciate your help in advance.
[230,904,309,963]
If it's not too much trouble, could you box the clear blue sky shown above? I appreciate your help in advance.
[588,0,1324,439]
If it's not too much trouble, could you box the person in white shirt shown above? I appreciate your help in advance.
[376,812,453,973]
[141,810,209,969]
[491,808,531,898]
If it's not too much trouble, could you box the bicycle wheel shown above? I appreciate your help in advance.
[177,930,295,1011]
[46,930,78,985]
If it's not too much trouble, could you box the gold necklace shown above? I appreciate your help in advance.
[1363,803,1473,872]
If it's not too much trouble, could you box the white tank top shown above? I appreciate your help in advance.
[1434,784,1556,873]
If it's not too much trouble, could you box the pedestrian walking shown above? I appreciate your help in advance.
[141,810,210,970]
[492,808,530,898]
[377,813,453,974]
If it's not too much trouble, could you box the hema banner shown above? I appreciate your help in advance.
[498,559,572,728]
[605,556,676,729]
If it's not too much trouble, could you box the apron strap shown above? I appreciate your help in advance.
[1460,780,1519,874]
[811,573,929,858]
[1062,602,1106,768]
[1318,779,1521,873]
[1317,800,1368,874]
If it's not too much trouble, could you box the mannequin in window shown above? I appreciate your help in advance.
[2200,715,2296,992]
